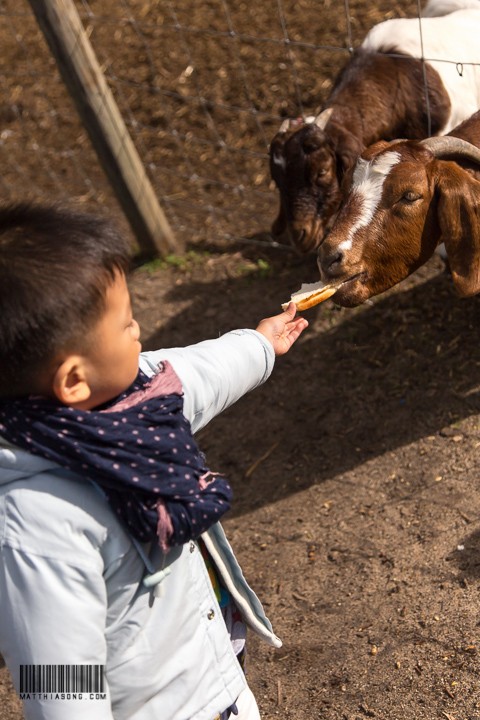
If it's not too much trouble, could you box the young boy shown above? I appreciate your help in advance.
[0,202,308,720]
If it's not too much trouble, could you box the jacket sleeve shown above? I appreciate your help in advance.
[139,329,275,432]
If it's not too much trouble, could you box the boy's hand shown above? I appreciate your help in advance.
[255,302,308,356]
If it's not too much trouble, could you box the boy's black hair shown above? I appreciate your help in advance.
[0,202,132,397]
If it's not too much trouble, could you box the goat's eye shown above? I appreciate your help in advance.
[401,191,422,203]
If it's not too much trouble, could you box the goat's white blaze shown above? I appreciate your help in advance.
[338,151,401,252]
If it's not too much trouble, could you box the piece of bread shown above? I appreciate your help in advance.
[281,281,337,311]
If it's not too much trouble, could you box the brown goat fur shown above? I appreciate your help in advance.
[269,48,451,254]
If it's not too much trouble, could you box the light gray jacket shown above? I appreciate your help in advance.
[0,330,281,720]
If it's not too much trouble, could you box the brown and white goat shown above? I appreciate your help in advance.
[269,0,480,254]
[316,111,480,307]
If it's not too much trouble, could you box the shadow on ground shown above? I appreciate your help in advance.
[135,249,480,517]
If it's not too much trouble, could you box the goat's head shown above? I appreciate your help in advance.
[317,136,480,307]
[269,108,347,254]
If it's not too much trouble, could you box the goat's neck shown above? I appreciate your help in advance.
[325,50,449,145]
[326,98,414,149]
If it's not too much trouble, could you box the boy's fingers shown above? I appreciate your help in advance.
[288,317,308,331]
[285,318,308,340]
[282,301,297,317]
[283,322,307,350]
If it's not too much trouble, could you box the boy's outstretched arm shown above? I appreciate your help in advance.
[255,302,308,356]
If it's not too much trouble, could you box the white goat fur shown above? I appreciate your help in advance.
[421,0,480,16]
[362,2,480,134]
[339,152,402,252]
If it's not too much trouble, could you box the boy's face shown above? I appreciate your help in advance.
[81,271,142,408]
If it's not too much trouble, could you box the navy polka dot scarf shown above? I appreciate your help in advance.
[0,361,232,550]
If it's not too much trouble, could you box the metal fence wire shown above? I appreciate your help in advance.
[0,0,469,255]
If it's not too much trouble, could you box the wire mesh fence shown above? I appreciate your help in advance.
[0,0,439,254]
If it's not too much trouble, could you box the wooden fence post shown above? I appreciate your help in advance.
[28,0,181,258]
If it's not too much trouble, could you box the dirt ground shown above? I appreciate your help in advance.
[1,1,480,719]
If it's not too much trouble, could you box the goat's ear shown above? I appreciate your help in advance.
[437,165,480,296]
[334,127,363,178]
[338,146,359,177]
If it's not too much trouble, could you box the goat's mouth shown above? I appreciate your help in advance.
[331,272,369,307]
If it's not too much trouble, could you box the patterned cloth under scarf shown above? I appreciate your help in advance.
[0,361,233,550]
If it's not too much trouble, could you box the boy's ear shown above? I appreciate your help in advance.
[52,356,91,406]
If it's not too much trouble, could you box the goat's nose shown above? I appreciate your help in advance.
[320,250,344,277]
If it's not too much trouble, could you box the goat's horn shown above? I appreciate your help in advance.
[421,136,480,164]
[278,118,292,134]
[313,107,334,130]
